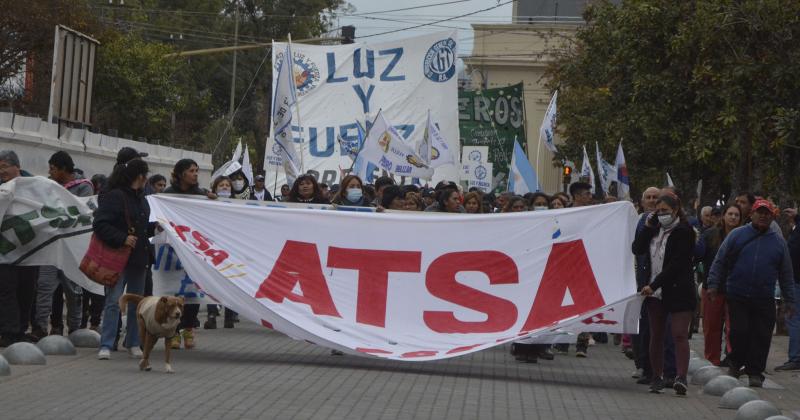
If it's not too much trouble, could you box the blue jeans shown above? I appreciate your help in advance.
[99,266,145,350]
[788,293,800,363]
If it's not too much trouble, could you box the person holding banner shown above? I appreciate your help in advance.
[503,196,528,213]
[203,176,238,329]
[633,192,696,395]
[379,185,406,210]
[94,158,155,360]
[286,174,329,204]
[0,150,39,347]
[163,158,213,349]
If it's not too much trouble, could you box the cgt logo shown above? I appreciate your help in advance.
[255,240,606,335]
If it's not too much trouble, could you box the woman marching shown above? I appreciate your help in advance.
[94,158,155,360]
[632,192,696,395]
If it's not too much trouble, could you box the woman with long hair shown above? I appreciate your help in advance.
[696,204,742,366]
[632,193,696,395]
[93,159,154,360]
[435,187,465,213]
[287,174,329,204]
[162,158,211,349]
[330,175,371,207]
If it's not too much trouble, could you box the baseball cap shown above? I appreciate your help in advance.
[752,199,775,213]
[116,147,148,165]
[255,174,265,181]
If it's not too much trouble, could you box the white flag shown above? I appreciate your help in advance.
[232,140,243,164]
[421,110,455,168]
[540,90,558,153]
[615,141,630,199]
[271,41,302,184]
[595,142,617,194]
[241,144,254,186]
[359,110,434,180]
[666,172,674,187]
[581,145,596,194]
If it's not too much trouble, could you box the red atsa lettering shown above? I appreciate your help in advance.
[168,222,229,266]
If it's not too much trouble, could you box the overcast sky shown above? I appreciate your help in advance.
[335,0,514,56]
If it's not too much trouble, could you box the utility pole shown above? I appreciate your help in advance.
[228,1,239,118]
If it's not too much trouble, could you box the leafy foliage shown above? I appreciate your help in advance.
[546,0,800,204]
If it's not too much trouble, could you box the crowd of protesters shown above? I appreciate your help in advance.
[1,147,799,398]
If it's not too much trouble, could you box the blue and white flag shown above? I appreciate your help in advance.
[271,41,302,185]
[540,90,558,153]
[358,110,433,180]
[419,110,455,168]
[615,141,630,199]
[507,137,539,194]
[580,145,596,194]
[595,142,617,194]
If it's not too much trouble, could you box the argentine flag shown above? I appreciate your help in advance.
[507,138,539,194]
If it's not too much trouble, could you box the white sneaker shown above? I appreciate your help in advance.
[97,348,111,360]
[127,347,143,359]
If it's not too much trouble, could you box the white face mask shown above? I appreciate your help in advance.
[533,206,548,211]
[232,180,245,191]
[658,213,675,226]
[217,189,231,198]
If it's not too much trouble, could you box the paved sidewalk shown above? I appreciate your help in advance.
[1,321,799,419]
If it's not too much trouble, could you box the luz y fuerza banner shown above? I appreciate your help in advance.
[265,31,460,187]
[147,195,643,361]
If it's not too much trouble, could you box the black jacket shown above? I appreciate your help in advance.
[788,215,800,284]
[249,187,273,201]
[632,221,697,313]
[93,187,154,270]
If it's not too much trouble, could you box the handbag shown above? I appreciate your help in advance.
[79,194,134,287]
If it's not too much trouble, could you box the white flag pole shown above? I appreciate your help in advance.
[287,33,304,174]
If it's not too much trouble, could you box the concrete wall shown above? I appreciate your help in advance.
[0,112,213,186]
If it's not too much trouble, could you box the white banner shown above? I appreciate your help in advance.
[265,31,459,187]
[148,195,640,361]
[462,162,493,193]
[462,146,489,164]
[0,177,103,295]
[151,236,214,305]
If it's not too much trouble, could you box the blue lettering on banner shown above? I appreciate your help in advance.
[326,52,347,83]
[352,84,375,113]
[353,48,375,78]
[177,272,205,299]
[395,165,412,174]
[153,244,182,271]
[379,156,393,171]
[379,48,405,81]
[309,126,336,157]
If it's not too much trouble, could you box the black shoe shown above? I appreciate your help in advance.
[649,376,665,393]
[719,357,730,367]
[748,375,764,388]
[49,326,63,336]
[223,319,235,329]
[624,347,635,360]
[728,366,742,378]
[0,335,17,347]
[30,326,48,341]
[636,375,652,385]
[203,316,217,330]
[538,348,555,361]
[673,376,688,396]
[575,345,588,358]
[775,361,800,371]
[663,377,675,388]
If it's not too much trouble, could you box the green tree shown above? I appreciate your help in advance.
[546,0,800,204]
[92,33,190,141]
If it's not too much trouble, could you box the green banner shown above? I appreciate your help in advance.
[458,82,526,191]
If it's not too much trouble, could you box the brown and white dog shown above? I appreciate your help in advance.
[119,294,184,373]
